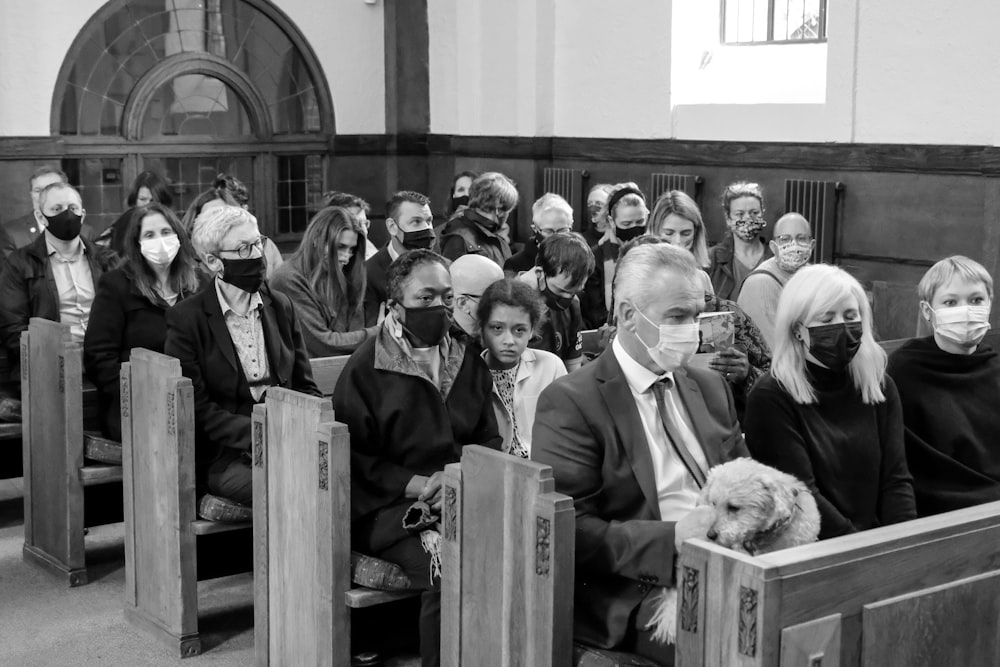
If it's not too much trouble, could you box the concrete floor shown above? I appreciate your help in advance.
[0,479,419,666]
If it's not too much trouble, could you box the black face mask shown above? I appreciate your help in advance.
[615,225,646,243]
[450,195,469,211]
[401,305,452,347]
[807,321,863,371]
[220,256,266,294]
[400,228,435,251]
[43,210,83,241]
[542,279,573,311]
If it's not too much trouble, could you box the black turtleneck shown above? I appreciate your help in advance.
[886,336,1000,516]
[744,364,916,539]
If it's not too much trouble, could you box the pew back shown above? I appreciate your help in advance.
[120,348,200,655]
[441,445,575,667]
[310,355,350,396]
[676,500,1000,666]
[252,388,349,667]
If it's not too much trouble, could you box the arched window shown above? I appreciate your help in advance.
[53,0,334,240]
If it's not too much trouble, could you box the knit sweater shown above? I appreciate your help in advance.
[744,364,916,538]
[887,336,1000,516]
[736,257,795,350]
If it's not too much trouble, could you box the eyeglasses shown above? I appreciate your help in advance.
[536,227,573,237]
[774,234,813,245]
[219,235,267,259]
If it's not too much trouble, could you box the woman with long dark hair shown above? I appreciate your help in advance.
[98,170,174,254]
[84,203,201,440]
[270,206,377,356]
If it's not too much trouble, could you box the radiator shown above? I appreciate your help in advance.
[542,168,585,231]
[783,179,844,264]
[648,173,704,205]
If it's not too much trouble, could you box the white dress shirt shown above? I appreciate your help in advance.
[46,238,95,341]
[611,336,709,521]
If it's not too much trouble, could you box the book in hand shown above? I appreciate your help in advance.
[688,311,735,371]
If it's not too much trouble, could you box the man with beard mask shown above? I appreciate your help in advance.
[334,249,501,667]
[0,182,116,381]
[164,205,319,506]
[365,191,436,325]
[737,213,815,348]
[450,253,505,353]
[518,233,595,372]
[439,171,517,266]
[504,192,574,275]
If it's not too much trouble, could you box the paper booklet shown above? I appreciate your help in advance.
[688,311,735,371]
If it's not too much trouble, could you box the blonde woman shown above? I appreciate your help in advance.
[743,264,915,539]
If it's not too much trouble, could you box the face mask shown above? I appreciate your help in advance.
[219,256,266,294]
[451,195,469,211]
[775,243,811,273]
[542,280,574,312]
[43,210,83,241]
[732,216,766,242]
[140,235,181,267]
[399,228,435,251]
[616,225,646,243]
[928,304,991,346]
[401,304,452,347]
[806,321,863,370]
[636,308,700,373]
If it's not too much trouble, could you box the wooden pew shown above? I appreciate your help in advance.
[441,445,576,667]
[676,500,1000,666]
[253,358,420,666]
[120,348,250,657]
[20,317,122,586]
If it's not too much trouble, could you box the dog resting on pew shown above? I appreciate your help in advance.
[648,457,821,644]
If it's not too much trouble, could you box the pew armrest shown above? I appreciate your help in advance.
[345,588,422,608]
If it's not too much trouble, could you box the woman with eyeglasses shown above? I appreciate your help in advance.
[270,206,378,357]
[648,191,772,420]
[707,181,773,301]
[744,264,916,539]
[84,203,201,441]
[439,171,518,267]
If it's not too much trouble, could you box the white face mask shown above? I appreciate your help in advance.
[636,307,700,372]
[140,235,181,267]
[927,303,991,346]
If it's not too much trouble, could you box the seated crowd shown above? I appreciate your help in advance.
[4,167,1000,667]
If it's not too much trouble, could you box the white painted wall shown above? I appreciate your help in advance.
[428,0,1000,146]
[0,0,385,137]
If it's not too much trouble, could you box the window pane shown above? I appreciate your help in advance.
[143,155,253,217]
[276,155,324,235]
[141,75,253,137]
[60,0,324,135]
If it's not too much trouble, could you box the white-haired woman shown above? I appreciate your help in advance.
[886,256,1000,516]
[743,264,915,539]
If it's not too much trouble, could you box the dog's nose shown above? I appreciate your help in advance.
[707,528,718,541]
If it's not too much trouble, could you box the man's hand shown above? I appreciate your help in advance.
[419,471,445,512]
[674,506,716,551]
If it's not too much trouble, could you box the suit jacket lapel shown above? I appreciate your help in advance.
[203,289,239,374]
[674,368,722,469]
[594,349,662,520]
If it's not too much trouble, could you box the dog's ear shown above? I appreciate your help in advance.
[765,478,799,527]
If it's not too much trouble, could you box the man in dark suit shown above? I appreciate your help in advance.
[532,242,749,665]
[165,205,318,505]
[363,191,435,325]
[2,166,67,256]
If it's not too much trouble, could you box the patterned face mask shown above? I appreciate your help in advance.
[774,242,812,273]
[731,216,766,241]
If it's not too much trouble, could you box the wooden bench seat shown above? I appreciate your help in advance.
[21,318,122,586]
[676,500,1000,666]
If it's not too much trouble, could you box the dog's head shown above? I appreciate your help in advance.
[697,458,815,555]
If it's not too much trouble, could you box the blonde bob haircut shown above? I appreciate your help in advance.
[917,255,994,304]
[648,190,710,268]
[772,264,886,405]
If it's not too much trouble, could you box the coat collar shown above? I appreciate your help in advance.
[202,281,285,381]
[374,318,467,400]
[592,348,662,519]
[481,347,539,387]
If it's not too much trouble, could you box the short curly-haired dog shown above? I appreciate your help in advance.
[648,458,821,644]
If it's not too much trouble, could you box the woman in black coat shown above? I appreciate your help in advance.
[84,203,201,440]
